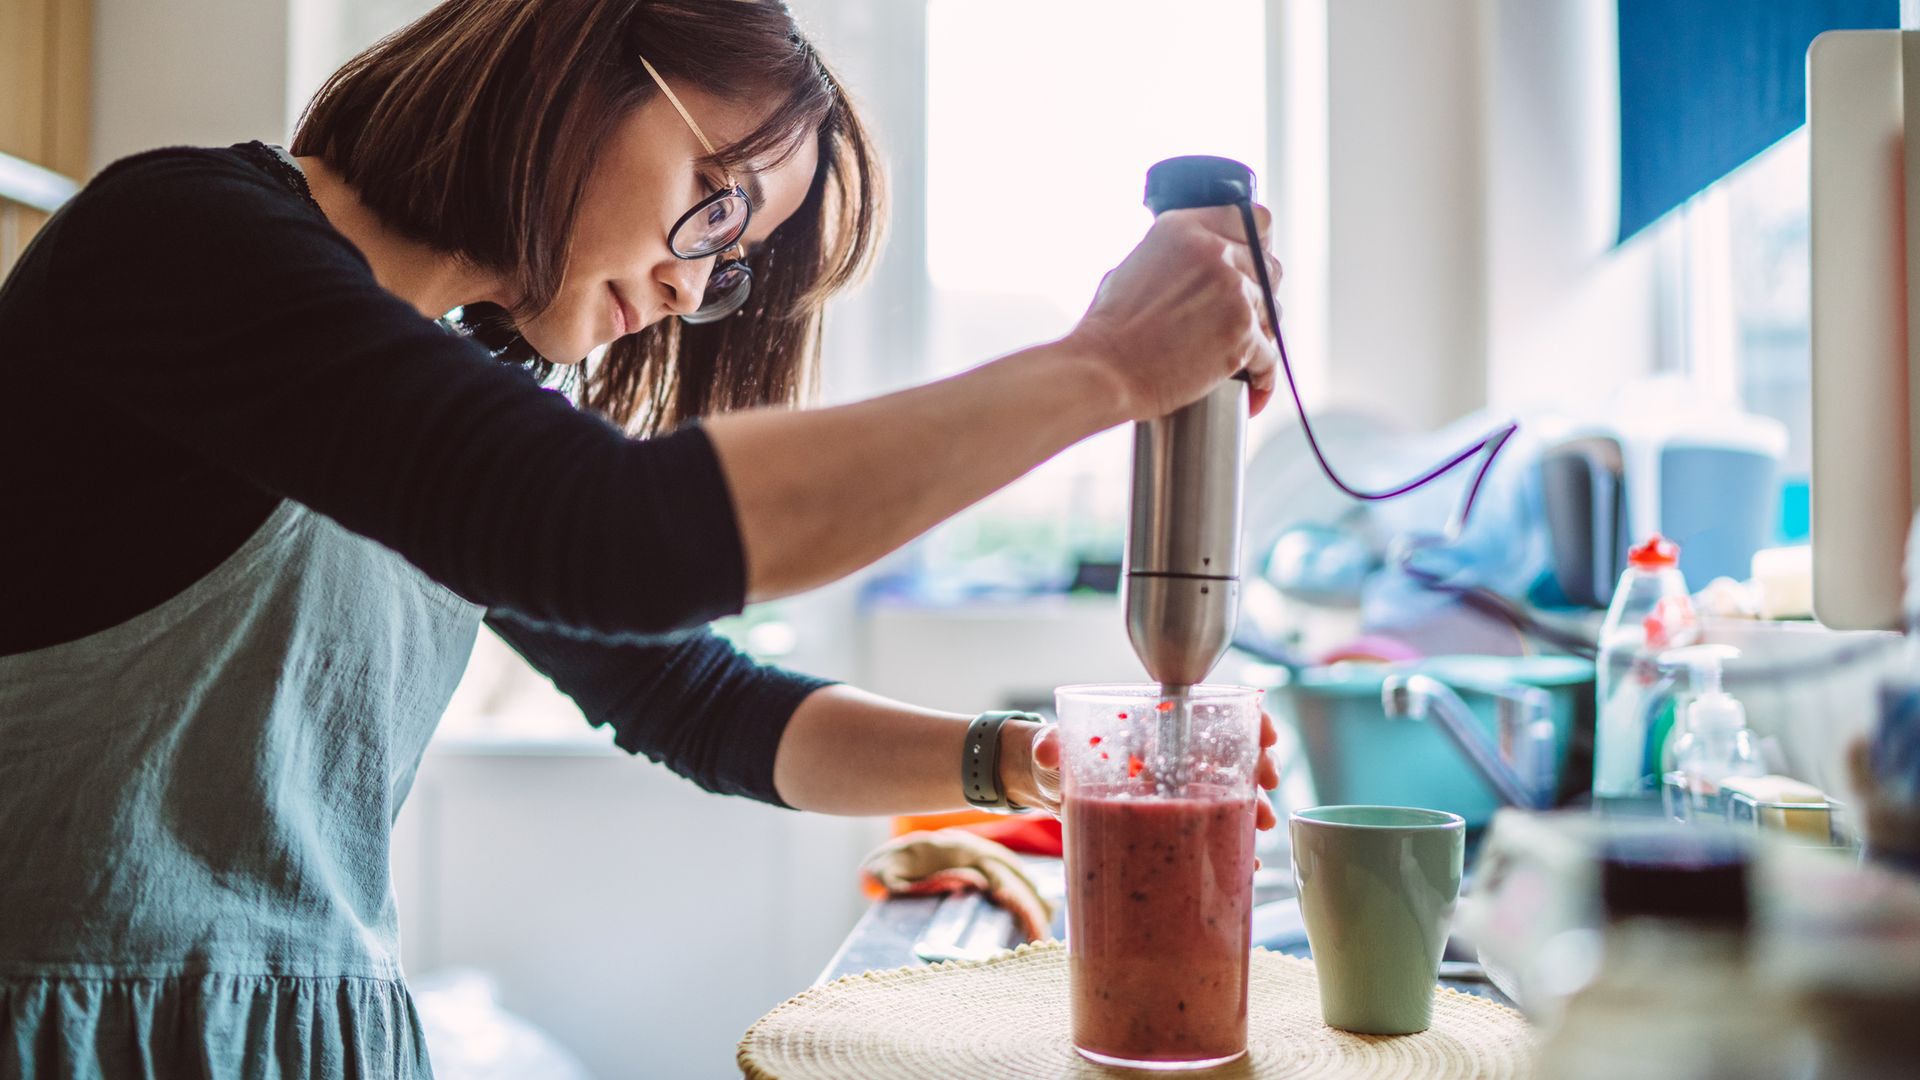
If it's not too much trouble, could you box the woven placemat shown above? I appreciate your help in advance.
[739,941,1532,1079]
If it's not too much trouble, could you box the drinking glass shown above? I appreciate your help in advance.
[1056,683,1264,1069]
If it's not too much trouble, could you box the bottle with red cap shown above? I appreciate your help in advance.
[1592,535,1698,806]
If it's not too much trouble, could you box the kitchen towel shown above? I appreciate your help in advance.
[860,829,1055,940]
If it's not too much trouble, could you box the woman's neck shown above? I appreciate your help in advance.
[295,155,505,320]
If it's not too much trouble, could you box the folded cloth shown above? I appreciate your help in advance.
[861,829,1057,941]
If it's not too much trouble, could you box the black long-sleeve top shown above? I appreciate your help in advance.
[0,142,830,806]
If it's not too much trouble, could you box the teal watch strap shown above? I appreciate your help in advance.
[963,710,1040,810]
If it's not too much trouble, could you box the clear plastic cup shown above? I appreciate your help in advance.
[1056,683,1264,1070]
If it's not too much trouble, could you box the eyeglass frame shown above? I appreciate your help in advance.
[638,54,754,323]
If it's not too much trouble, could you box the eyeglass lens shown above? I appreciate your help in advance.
[672,190,752,259]
[682,262,752,324]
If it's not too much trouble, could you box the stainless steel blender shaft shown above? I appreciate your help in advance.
[1123,376,1247,689]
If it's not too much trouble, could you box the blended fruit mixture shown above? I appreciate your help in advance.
[1065,785,1257,1064]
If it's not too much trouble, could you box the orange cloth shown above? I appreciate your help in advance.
[890,809,1000,836]
[953,814,1062,857]
[889,812,1062,857]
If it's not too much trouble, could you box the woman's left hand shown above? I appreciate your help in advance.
[1004,710,1283,831]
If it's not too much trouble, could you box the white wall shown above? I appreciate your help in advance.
[1278,0,1663,433]
[91,0,292,168]
[791,0,931,406]
[1480,0,1665,415]
[286,0,437,133]
[1266,0,1332,413]
[1322,0,1489,429]
[861,595,1147,712]
[91,0,442,170]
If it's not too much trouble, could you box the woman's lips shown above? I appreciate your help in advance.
[608,282,639,339]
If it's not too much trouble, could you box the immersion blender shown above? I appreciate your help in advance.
[1125,157,1254,791]
[1125,155,1518,791]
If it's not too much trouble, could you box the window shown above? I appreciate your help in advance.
[1673,130,1810,540]
[912,0,1270,595]
[1721,134,1811,479]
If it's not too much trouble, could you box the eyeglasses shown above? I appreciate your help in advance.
[639,54,754,324]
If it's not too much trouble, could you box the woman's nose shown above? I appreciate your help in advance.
[656,258,709,317]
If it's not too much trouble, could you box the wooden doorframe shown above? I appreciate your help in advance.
[0,0,91,273]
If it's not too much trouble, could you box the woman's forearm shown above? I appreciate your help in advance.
[705,338,1128,603]
[773,685,1279,831]
[771,685,1050,815]
[704,205,1284,604]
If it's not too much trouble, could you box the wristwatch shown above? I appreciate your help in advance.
[963,710,1042,811]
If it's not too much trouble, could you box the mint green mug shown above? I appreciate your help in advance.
[1290,805,1465,1035]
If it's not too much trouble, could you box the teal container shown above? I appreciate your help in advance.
[1279,656,1595,828]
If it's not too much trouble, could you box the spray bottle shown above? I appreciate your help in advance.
[1661,645,1762,817]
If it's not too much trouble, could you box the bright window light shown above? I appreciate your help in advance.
[1722,132,1810,478]
[914,0,1268,596]
[1682,131,1811,477]
[925,0,1268,369]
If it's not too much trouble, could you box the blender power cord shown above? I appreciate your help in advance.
[1231,200,1574,653]
[1234,201,1519,541]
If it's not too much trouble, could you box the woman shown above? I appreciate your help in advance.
[0,0,1284,1074]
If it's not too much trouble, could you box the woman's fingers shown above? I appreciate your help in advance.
[1256,750,1280,793]
[1031,724,1061,770]
[1225,243,1283,292]
[1255,707,1280,830]
[1229,257,1281,415]
[1023,725,1062,815]
[1256,708,1281,792]
[1186,203,1273,250]
[1248,384,1274,417]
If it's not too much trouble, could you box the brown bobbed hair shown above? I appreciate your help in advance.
[291,0,884,435]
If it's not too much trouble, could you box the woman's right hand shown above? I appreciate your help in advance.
[1066,204,1283,422]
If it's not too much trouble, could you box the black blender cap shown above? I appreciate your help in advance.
[1600,831,1751,927]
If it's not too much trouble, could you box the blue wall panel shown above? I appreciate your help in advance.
[1617,0,1898,241]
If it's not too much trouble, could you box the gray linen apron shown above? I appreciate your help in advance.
[0,497,483,1078]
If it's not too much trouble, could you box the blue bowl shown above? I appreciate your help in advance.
[1279,655,1594,828]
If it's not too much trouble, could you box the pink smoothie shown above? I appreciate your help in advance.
[1065,785,1257,1065]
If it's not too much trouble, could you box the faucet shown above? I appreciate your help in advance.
[1381,673,1559,810]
